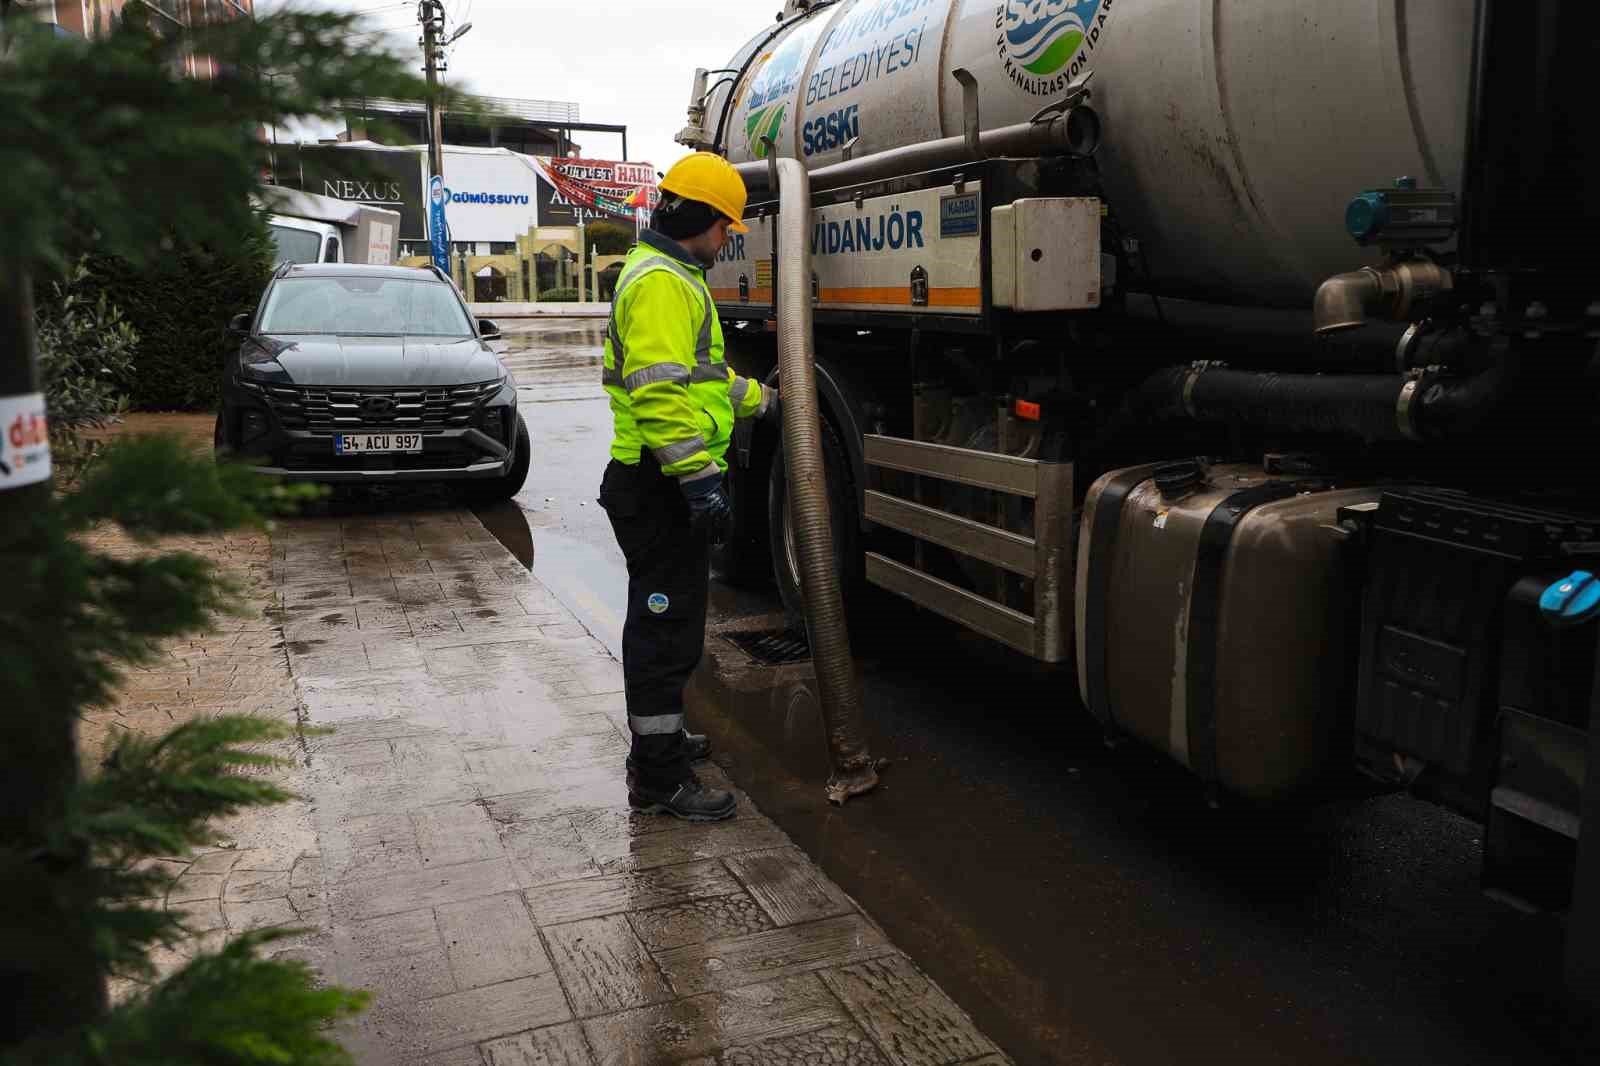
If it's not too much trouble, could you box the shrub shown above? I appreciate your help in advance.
[35,260,138,476]
[83,226,273,412]
[2,435,348,1065]
[538,287,579,302]
[583,220,635,255]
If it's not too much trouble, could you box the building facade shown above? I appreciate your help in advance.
[25,0,254,79]
[266,140,651,302]
[340,95,630,165]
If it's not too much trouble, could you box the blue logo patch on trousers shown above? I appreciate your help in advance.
[646,592,669,614]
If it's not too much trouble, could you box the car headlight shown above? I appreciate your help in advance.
[240,336,290,366]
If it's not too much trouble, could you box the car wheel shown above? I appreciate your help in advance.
[467,417,530,504]
[212,409,231,461]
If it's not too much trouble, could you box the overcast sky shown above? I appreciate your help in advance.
[256,0,765,175]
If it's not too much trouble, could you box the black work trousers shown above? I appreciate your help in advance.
[598,455,710,789]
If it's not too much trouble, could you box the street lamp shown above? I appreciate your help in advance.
[445,21,472,45]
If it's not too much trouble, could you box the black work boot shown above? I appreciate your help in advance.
[682,729,712,761]
[628,774,736,822]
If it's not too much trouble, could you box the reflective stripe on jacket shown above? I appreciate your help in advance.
[603,230,764,477]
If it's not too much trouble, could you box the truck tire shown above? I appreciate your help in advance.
[465,418,530,504]
[713,448,774,586]
[766,412,861,629]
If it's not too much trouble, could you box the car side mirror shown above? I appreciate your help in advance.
[478,318,501,340]
[227,312,251,337]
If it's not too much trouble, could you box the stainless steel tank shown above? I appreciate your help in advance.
[706,0,1475,307]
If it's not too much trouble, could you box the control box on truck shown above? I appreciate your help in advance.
[676,0,1600,984]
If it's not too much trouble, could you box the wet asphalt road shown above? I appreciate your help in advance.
[485,319,1591,1066]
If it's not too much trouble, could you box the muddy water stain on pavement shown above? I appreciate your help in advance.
[269,496,1007,1065]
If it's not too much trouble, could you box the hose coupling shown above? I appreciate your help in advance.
[1027,72,1100,157]
[1181,360,1227,418]
[1314,259,1453,334]
[1394,365,1441,441]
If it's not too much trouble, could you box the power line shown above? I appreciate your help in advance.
[342,1,413,14]
[345,27,413,43]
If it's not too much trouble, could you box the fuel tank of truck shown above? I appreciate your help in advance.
[705,0,1474,307]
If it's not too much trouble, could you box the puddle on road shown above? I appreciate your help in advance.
[528,532,626,661]
[472,500,535,571]
[496,321,608,383]
[471,500,626,660]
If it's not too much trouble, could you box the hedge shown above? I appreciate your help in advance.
[538,288,579,302]
[584,220,635,255]
[84,223,274,411]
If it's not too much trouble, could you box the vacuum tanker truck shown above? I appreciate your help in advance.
[673,0,1600,937]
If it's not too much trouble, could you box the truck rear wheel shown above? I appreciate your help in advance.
[766,413,861,629]
[713,446,774,586]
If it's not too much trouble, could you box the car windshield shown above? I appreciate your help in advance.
[267,224,324,266]
[258,276,473,337]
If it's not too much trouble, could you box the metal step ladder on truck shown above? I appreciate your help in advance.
[679,0,1600,996]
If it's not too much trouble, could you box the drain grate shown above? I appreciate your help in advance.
[722,626,811,666]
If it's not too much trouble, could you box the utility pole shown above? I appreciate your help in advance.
[577,222,587,303]
[419,0,445,184]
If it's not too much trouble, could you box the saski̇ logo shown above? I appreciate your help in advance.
[1002,0,1102,76]
[744,34,809,158]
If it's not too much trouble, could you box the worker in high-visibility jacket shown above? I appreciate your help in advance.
[598,152,778,821]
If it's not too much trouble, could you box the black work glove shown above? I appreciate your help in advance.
[763,384,781,423]
[680,467,734,544]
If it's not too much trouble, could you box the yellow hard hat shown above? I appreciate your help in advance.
[658,152,749,233]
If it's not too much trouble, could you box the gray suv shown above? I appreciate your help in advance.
[216,262,528,500]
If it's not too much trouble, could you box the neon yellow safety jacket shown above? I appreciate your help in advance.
[603,231,766,479]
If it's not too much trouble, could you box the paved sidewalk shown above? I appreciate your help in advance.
[273,507,1009,1066]
[84,511,322,995]
[75,413,326,1000]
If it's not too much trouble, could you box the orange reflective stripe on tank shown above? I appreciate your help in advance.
[708,285,979,308]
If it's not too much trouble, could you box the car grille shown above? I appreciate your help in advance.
[241,379,502,433]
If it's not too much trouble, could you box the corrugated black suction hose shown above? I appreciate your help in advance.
[1139,354,1520,443]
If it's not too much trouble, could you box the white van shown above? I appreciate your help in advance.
[267,214,343,265]
[257,188,401,267]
